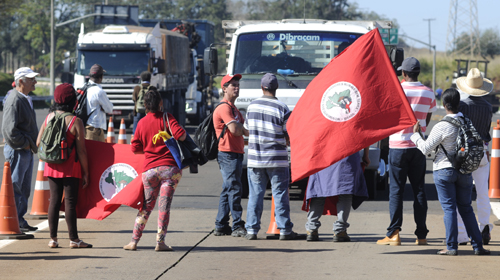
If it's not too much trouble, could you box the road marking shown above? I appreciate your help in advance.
[0,219,53,249]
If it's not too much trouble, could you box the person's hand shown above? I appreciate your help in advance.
[413,122,421,133]
[81,174,89,189]
[362,153,371,167]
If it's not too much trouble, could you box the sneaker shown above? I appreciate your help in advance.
[475,248,491,255]
[245,233,257,240]
[333,231,351,242]
[306,230,319,242]
[231,227,247,237]
[214,226,232,236]
[280,231,298,241]
[482,225,491,245]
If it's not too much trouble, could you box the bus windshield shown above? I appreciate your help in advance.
[233,31,362,75]
[77,50,149,76]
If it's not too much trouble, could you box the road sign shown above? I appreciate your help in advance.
[379,28,398,45]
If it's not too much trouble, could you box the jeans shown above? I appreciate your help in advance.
[434,168,483,250]
[215,152,244,231]
[305,195,352,234]
[387,148,428,238]
[132,112,145,135]
[4,144,34,228]
[246,167,293,235]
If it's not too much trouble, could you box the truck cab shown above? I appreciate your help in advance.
[206,19,399,198]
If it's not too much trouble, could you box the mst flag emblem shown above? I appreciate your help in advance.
[321,82,362,122]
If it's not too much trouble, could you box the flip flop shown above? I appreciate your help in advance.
[70,240,93,248]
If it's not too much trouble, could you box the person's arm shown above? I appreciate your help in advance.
[410,122,445,155]
[226,122,245,136]
[99,89,114,114]
[362,146,371,167]
[73,118,89,188]
[131,123,144,154]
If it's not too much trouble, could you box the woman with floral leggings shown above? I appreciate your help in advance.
[124,88,186,251]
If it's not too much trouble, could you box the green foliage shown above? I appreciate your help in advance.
[0,73,14,96]
[452,28,500,59]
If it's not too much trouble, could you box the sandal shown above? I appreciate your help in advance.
[123,242,137,251]
[48,240,59,248]
[70,240,93,249]
[155,243,173,251]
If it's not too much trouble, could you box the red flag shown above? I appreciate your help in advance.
[287,29,417,182]
[75,140,145,220]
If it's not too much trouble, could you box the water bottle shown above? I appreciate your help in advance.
[457,147,466,163]
[61,139,67,160]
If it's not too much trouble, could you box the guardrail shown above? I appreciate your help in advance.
[0,96,54,103]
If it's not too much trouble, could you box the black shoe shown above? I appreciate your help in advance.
[214,226,232,236]
[437,249,458,256]
[280,231,298,241]
[333,231,351,242]
[231,227,247,237]
[459,242,468,246]
[20,225,38,232]
[306,230,319,242]
[482,225,491,245]
[475,248,491,255]
[245,233,257,240]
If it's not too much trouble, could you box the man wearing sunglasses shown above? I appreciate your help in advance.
[2,67,40,233]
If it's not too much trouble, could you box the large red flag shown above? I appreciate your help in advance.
[287,29,417,182]
[75,140,145,220]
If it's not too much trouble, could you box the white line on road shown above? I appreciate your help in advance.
[0,219,55,249]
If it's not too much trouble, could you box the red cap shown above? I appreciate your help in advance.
[220,74,242,88]
[54,83,76,104]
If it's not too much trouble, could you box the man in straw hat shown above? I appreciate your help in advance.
[456,67,494,246]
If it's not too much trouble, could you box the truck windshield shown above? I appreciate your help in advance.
[234,31,362,75]
[77,50,149,76]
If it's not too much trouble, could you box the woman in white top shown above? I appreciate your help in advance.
[410,88,489,256]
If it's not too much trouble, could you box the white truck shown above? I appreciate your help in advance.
[204,19,401,198]
[62,24,191,126]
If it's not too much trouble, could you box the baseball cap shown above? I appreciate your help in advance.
[54,83,76,104]
[220,74,242,88]
[89,64,106,76]
[14,67,39,81]
[397,57,420,73]
[261,73,278,90]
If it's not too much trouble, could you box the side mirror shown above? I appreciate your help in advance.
[390,48,404,76]
[150,58,166,74]
[204,47,218,76]
[63,58,72,73]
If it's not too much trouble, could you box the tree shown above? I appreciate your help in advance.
[480,28,500,59]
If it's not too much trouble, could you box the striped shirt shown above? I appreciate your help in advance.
[389,82,437,148]
[244,96,290,168]
[411,113,463,171]
[459,96,492,143]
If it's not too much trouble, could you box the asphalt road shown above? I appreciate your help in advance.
[1,108,500,279]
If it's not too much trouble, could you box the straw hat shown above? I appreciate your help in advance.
[456,68,493,96]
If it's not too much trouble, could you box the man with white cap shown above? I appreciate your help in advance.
[456,68,494,246]
[2,67,40,232]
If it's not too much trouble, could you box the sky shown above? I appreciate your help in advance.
[353,0,499,52]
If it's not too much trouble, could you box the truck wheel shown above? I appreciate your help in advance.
[241,169,249,199]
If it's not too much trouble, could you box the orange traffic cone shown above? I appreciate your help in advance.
[0,162,34,239]
[489,120,500,224]
[27,160,50,219]
[117,118,127,144]
[266,196,280,235]
[106,117,115,143]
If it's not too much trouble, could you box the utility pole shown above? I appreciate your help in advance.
[50,0,54,96]
[423,18,435,53]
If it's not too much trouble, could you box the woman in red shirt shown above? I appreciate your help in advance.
[123,88,186,251]
[36,83,91,248]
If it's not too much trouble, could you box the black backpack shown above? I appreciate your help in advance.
[75,83,98,126]
[38,112,75,164]
[193,102,230,160]
[438,115,484,174]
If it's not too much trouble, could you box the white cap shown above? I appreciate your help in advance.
[14,67,39,81]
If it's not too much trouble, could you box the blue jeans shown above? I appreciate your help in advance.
[215,152,244,231]
[387,148,428,238]
[246,167,293,235]
[4,144,34,228]
[132,112,145,135]
[434,168,483,250]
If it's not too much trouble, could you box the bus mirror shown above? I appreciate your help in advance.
[204,47,218,76]
[390,48,404,76]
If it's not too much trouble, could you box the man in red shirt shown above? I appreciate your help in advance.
[213,74,249,237]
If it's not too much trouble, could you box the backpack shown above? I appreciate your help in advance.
[193,102,230,160]
[136,84,151,114]
[75,83,98,126]
[438,115,484,174]
[38,112,75,164]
